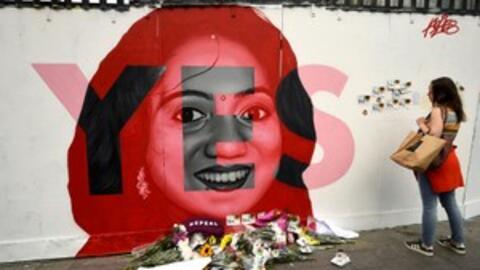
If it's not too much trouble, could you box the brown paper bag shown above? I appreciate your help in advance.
[390,131,446,172]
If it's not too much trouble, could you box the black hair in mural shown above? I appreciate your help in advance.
[275,68,316,188]
[78,66,165,194]
[276,69,316,141]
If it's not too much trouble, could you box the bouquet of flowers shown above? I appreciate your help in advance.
[124,210,351,270]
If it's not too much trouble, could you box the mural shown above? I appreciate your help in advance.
[3,3,480,263]
[66,6,318,256]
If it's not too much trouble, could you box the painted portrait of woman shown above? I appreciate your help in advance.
[68,6,316,256]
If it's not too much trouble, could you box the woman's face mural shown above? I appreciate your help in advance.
[68,6,315,256]
[146,38,282,217]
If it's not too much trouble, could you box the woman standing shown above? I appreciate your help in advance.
[405,77,467,256]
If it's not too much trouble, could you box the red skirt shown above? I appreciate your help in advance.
[426,148,464,193]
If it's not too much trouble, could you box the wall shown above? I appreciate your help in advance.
[281,8,480,228]
[464,93,480,218]
[0,6,479,262]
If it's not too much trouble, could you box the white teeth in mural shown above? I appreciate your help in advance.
[197,170,248,183]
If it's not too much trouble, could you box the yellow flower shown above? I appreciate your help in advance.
[301,229,320,246]
[219,234,233,250]
[199,244,214,257]
[208,235,217,245]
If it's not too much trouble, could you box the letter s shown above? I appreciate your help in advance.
[298,64,355,189]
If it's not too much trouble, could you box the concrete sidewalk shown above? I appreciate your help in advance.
[2,216,479,270]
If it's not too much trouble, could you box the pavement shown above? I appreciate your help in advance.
[1,216,479,270]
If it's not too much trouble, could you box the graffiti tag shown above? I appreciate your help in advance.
[422,14,460,38]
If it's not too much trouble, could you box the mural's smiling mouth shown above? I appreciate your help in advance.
[194,164,253,191]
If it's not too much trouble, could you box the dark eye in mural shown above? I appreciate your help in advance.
[239,106,269,122]
[175,107,208,123]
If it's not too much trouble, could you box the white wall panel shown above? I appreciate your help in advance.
[0,6,479,262]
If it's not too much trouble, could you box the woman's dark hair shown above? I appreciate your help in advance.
[431,77,466,123]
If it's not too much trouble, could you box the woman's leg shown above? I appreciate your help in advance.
[418,173,438,247]
[439,190,465,245]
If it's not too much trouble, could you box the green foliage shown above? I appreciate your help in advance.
[124,236,182,270]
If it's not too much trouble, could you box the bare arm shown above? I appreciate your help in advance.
[427,107,444,137]
[416,116,429,134]
[416,107,444,137]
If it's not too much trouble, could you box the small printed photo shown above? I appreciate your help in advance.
[403,97,412,105]
[372,103,385,111]
[357,95,371,104]
[388,80,412,94]
[392,88,410,96]
[226,215,241,226]
[241,213,256,225]
[372,86,386,95]
[387,79,401,87]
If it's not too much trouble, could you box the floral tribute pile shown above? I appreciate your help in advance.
[124,210,350,270]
